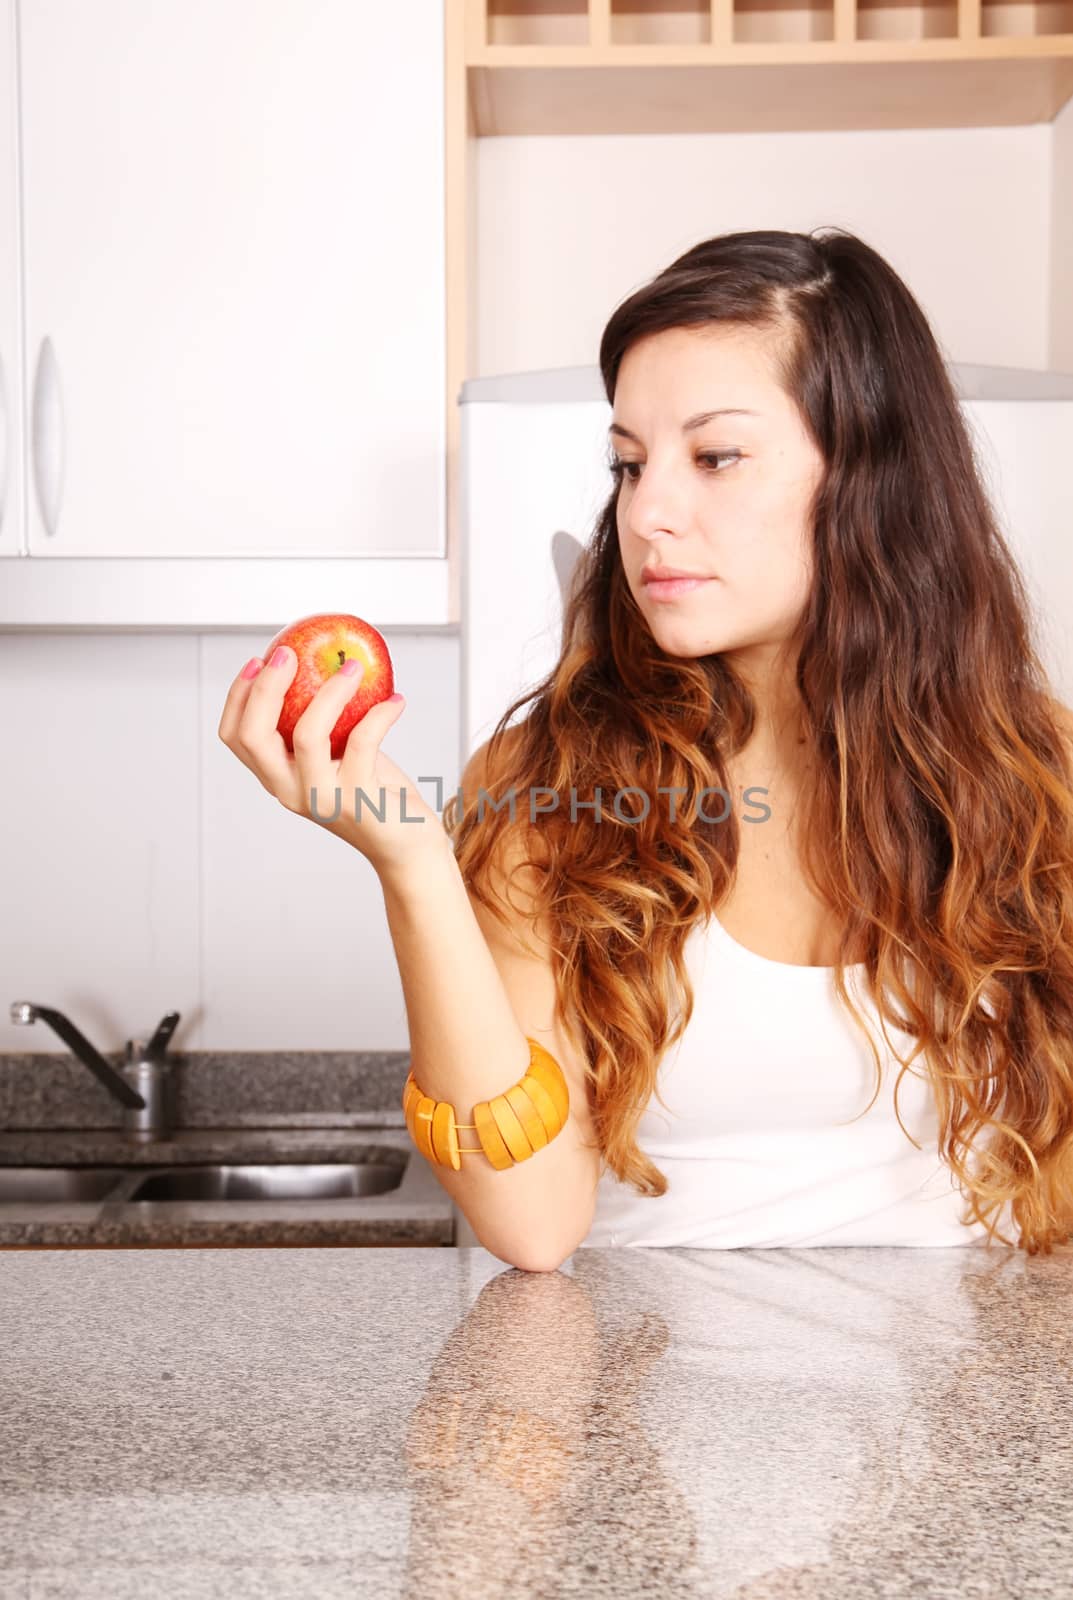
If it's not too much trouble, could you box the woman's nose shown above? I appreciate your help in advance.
[624,465,690,541]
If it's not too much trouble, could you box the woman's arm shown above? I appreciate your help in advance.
[380,744,601,1273]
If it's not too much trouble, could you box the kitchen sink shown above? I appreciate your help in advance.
[127,1163,403,1202]
[0,1145,450,1247]
[0,1167,131,1203]
[0,1161,406,1205]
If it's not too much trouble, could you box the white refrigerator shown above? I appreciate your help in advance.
[459,362,1073,766]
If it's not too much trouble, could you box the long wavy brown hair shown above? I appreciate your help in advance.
[443,226,1073,1256]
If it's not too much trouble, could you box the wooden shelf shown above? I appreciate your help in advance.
[467,48,1073,133]
[466,1,1073,132]
[480,0,1073,49]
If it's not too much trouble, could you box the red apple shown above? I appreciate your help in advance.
[261,612,395,761]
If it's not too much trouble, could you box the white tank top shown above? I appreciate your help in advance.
[578,910,1015,1250]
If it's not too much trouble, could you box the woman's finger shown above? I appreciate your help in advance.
[289,656,368,782]
[217,656,266,752]
[230,646,305,801]
[333,696,417,835]
[336,687,406,783]
[288,659,385,818]
[219,658,300,807]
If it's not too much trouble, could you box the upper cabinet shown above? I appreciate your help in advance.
[0,0,448,627]
[465,0,1073,132]
[0,3,21,558]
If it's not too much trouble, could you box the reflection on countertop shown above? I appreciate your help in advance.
[1,1242,1070,1597]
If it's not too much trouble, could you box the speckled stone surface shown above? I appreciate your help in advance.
[1,1243,1070,1598]
[0,1048,410,1130]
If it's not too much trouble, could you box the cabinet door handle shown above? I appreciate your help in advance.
[0,352,7,538]
[31,336,65,537]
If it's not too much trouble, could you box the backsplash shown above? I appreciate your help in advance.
[0,1048,411,1130]
[1,628,461,1055]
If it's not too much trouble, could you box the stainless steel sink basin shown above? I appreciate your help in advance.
[127,1162,403,1202]
[0,1167,131,1203]
[0,1145,449,1246]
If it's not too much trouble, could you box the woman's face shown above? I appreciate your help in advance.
[612,323,826,670]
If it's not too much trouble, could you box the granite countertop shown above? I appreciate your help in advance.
[1,1242,1070,1598]
[0,1126,453,1248]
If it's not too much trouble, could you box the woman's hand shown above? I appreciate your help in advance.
[217,646,448,879]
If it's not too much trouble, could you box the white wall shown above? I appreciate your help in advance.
[1052,95,1073,370]
[2,630,459,1053]
[2,117,1065,1054]
[476,123,1054,373]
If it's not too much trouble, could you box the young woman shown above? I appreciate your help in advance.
[219,227,1073,1267]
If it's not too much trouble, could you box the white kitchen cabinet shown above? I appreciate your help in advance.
[0,0,24,558]
[0,0,448,626]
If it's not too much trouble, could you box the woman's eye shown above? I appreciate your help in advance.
[609,451,741,483]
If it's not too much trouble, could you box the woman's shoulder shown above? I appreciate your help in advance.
[1048,695,1073,745]
[457,724,549,876]
[1042,695,1073,778]
[460,722,527,794]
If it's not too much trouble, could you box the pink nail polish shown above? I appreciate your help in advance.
[269,646,288,669]
[340,657,360,677]
[240,658,262,680]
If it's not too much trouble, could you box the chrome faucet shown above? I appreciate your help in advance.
[9,1002,181,1143]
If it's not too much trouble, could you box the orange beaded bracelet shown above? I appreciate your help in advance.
[401,1037,570,1172]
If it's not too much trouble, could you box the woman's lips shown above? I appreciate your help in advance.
[642,575,714,601]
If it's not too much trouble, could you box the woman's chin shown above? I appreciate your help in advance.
[648,617,728,658]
